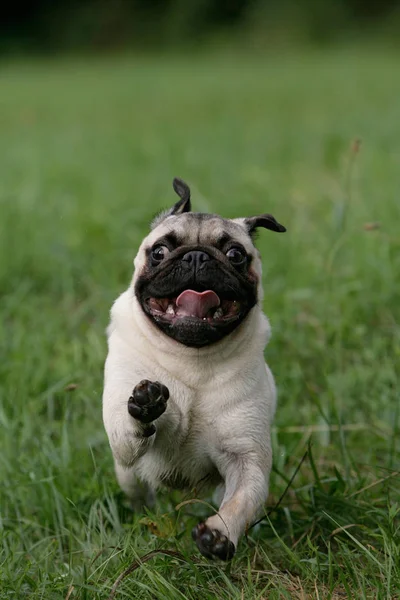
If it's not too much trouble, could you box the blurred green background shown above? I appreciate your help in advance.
[2,0,400,53]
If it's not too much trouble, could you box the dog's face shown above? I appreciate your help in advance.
[133,178,286,348]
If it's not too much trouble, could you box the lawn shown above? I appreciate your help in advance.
[0,47,399,599]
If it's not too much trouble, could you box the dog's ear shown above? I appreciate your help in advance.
[243,214,286,237]
[151,178,191,229]
[171,177,191,214]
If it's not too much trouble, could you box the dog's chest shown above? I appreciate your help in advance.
[136,391,222,488]
[136,436,220,489]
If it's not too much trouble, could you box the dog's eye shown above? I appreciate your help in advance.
[226,247,246,265]
[151,245,170,264]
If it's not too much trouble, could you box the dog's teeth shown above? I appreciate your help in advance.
[202,317,207,321]
[166,304,175,315]
[214,308,223,319]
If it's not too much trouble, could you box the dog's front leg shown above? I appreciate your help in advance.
[192,451,271,560]
[127,379,169,437]
[103,377,171,469]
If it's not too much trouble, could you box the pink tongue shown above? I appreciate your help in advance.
[175,290,220,318]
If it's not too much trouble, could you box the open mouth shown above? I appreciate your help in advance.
[146,289,241,324]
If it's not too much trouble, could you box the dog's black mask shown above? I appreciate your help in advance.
[135,244,258,347]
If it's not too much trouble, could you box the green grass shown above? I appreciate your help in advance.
[0,47,399,599]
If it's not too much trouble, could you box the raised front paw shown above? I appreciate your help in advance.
[128,380,169,425]
[192,522,235,561]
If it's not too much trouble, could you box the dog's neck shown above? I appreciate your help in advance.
[110,288,271,385]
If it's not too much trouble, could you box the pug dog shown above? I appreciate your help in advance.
[102,178,286,560]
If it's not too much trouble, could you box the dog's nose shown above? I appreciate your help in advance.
[182,250,211,269]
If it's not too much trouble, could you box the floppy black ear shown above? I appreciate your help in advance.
[171,177,191,214]
[151,177,192,229]
[244,214,286,236]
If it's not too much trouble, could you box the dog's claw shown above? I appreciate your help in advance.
[128,380,169,424]
[192,522,235,561]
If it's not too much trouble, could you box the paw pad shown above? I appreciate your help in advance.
[192,522,235,561]
[128,380,169,424]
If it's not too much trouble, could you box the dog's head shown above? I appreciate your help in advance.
[133,178,286,348]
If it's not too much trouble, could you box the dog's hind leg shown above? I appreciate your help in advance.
[114,462,155,510]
